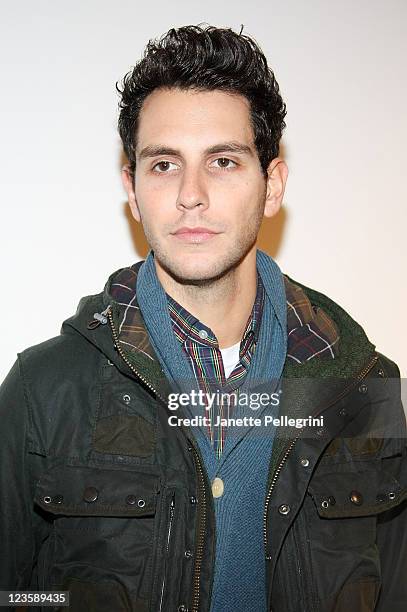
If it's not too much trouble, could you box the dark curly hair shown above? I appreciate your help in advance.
[117,24,286,178]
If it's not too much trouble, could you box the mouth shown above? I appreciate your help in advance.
[171,226,221,244]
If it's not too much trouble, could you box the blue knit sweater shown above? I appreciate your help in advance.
[136,249,287,612]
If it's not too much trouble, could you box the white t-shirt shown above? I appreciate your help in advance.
[220,340,241,378]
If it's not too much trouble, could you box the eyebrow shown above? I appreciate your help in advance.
[137,141,254,161]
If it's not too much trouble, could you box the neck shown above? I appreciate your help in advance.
[154,248,258,349]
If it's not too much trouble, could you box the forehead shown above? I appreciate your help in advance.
[135,87,255,154]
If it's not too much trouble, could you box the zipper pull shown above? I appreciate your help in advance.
[87,305,112,329]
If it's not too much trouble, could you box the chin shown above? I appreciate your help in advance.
[157,252,230,285]
[169,263,222,284]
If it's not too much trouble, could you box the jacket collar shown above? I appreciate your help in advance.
[62,258,376,409]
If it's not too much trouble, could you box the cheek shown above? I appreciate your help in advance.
[213,179,253,208]
[220,174,262,200]
[134,186,174,221]
[230,185,264,219]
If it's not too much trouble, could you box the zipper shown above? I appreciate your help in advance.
[190,444,208,612]
[263,352,379,561]
[293,504,318,611]
[158,494,176,612]
[94,305,208,612]
[264,437,297,561]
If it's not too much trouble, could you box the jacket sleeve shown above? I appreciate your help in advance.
[375,357,407,612]
[0,357,36,590]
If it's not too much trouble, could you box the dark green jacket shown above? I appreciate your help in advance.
[0,264,406,612]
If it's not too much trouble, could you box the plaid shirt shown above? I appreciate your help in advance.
[166,273,265,458]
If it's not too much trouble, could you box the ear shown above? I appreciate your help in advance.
[263,158,288,218]
[121,164,141,223]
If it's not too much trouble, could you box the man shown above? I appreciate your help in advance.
[0,24,406,612]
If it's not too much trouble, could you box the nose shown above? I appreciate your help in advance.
[176,165,209,212]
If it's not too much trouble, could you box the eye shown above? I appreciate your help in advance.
[152,160,178,173]
[211,157,237,170]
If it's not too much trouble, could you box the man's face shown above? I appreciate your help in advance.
[123,87,286,284]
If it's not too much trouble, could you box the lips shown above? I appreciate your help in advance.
[172,226,220,244]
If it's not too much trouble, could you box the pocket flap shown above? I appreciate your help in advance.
[34,464,161,517]
[308,465,406,518]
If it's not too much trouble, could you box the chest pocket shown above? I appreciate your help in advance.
[35,464,160,517]
[34,464,161,611]
[308,459,406,520]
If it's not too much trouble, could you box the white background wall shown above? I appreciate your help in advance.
[1,0,406,380]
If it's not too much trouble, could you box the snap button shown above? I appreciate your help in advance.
[388,492,396,500]
[278,504,291,515]
[328,496,336,506]
[349,490,363,505]
[122,394,131,404]
[198,329,208,340]
[43,496,52,504]
[177,605,188,612]
[126,495,137,505]
[300,458,309,467]
[212,477,224,498]
[378,368,385,377]
[137,499,146,508]
[189,495,197,504]
[83,486,99,503]
[358,383,368,394]
[321,500,329,509]
[184,550,193,558]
